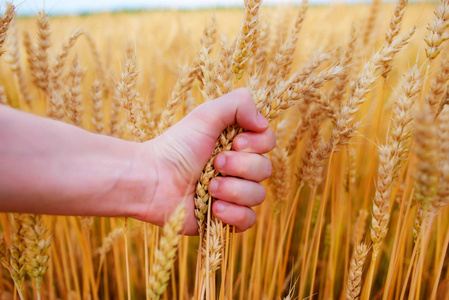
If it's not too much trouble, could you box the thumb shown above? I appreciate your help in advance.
[191,88,269,138]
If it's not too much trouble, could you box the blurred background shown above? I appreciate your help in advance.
[13,0,390,15]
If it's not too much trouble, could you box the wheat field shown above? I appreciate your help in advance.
[0,0,448,299]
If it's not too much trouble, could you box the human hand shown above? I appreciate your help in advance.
[133,88,276,235]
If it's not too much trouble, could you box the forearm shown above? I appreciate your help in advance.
[0,105,154,218]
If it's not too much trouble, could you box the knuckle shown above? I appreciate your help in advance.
[235,88,253,104]
[194,100,212,115]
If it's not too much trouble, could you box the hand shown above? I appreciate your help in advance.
[133,88,276,235]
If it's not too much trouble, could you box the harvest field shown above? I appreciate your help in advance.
[0,0,448,299]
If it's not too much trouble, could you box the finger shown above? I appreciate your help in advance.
[214,151,272,182]
[192,88,269,138]
[208,177,266,207]
[212,201,256,232]
[233,129,276,153]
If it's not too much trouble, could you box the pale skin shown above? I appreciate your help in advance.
[0,88,275,235]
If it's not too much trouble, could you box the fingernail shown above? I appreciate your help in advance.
[257,112,269,127]
[235,136,248,150]
[215,201,227,213]
[215,154,226,169]
[209,179,219,193]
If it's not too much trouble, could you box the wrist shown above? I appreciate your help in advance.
[122,139,159,222]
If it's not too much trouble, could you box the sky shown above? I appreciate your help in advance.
[11,0,375,15]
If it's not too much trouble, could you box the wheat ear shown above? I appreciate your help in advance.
[256,52,330,116]
[425,0,449,61]
[267,7,290,60]
[0,86,6,106]
[91,79,104,134]
[297,29,414,187]
[328,23,358,104]
[0,3,14,58]
[6,10,33,108]
[84,31,106,83]
[215,35,233,97]
[346,243,369,300]
[435,107,449,209]
[362,0,381,46]
[200,218,224,275]
[334,27,415,146]
[352,209,368,246]
[158,65,197,134]
[264,0,308,90]
[381,0,408,77]
[0,236,17,297]
[192,14,217,83]
[33,11,51,95]
[232,0,262,81]
[298,108,326,187]
[285,106,321,156]
[148,203,185,300]
[270,145,291,213]
[412,104,439,243]
[109,87,123,138]
[7,215,27,300]
[252,20,269,73]
[95,227,124,257]
[389,66,423,169]
[22,214,51,291]
[198,45,217,102]
[52,28,84,93]
[371,66,422,258]
[424,57,449,114]
[65,56,85,127]
[119,52,144,142]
